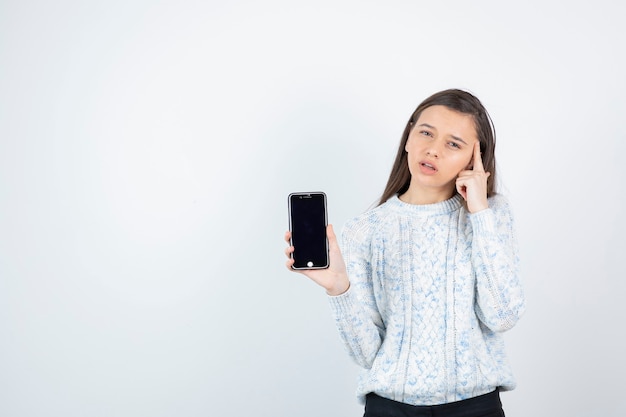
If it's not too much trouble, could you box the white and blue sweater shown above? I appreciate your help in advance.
[328,194,526,406]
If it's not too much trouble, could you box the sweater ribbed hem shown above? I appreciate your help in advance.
[327,284,355,313]
[468,207,497,234]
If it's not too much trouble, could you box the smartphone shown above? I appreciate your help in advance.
[288,192,329,270]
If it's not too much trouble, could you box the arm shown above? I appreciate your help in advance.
[284,220,384,368]
[327,219,385,369]
[457,142,525,332]
[470,195,526,332]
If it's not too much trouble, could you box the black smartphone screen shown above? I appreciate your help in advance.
[288,192,329,269]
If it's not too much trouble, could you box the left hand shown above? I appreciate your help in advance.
[284,224,350,296]
[456,141,490,213]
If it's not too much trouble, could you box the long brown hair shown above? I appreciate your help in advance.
[378,89,497,206]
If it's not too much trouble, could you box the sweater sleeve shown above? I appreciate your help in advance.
[327,218,384,369]
[469,195,526,332]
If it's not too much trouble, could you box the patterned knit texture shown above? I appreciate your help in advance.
[328,194,526,406]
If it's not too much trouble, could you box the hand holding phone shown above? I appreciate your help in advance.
[285,191,350,295]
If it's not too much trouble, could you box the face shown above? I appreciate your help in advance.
[404,105,478,199]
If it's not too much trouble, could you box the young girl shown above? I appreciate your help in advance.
[284,89,525,417]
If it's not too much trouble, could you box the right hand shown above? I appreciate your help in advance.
[284,224,350,296]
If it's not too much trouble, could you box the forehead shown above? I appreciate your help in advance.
[415,105,477,138]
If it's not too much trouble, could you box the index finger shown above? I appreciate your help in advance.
[473,141,485,172]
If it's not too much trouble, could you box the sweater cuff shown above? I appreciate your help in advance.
[468,207,497,234]
[327,284,356,315]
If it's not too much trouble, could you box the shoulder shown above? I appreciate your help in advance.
[487,193,517,219]
[478,193,518,231]
[342,200,394,243]
[465,193,517,232]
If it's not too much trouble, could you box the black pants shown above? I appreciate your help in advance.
[364,390,504,417]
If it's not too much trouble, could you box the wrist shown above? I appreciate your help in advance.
[468,199,489,214]
[326,277,350,296]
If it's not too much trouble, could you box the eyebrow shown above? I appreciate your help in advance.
[417,123,469,145]
[450,135,468,145]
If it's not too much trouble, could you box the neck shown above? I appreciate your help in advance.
[399,185,455,205]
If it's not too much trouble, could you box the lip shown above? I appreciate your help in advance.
[418,159,438,175]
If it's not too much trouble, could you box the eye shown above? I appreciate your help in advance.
[448,141,461,149]
[419,130,433,138]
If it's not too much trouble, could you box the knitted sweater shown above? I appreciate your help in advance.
[328,194,525,406]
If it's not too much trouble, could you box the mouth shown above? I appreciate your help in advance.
[419,160,438,173]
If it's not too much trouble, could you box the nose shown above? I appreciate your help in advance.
[425,144,441,158]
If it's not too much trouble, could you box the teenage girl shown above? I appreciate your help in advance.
[284,89,525,417]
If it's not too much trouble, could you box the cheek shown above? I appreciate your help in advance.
[460,149,475,168]
[405,137,417,153]
[448,154,472,174]
[464,154,473,169]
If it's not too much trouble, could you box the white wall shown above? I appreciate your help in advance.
[1,1,625,416]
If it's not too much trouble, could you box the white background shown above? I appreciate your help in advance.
[1,1,625,416]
